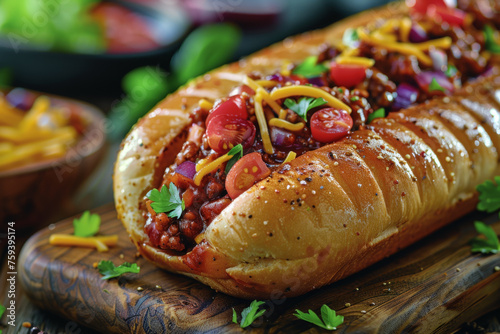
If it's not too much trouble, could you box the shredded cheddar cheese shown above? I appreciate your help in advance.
[198,99,214,110]
[283,151,297,164]
[281,60,292,76]
[194,153,233,186]
[270,85,352,113]
[195,157,213,172]
[269,118,304,131]
[399,17,412,42]
[49,234,118,252]
[339,47,360,58]
[358,29,432,66]
[371,30,398,43]
[244,77,285,116]
[255,80,278,88]
[336,56,375,67]
[413,37,452,51]
[254,93,274,154]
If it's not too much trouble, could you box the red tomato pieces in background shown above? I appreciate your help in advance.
[206,115,256,154]
[329,62,367,88]
[206,95,248,126]
[310,108,353,143]
[91,3,159,54]
[406,0,447,15]
[427,5,466,27]
[225,152,270,199]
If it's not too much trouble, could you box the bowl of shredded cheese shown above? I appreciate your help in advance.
[0,88,106,229]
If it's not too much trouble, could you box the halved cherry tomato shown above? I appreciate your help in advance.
[310,108,353,143]
[406,0,447,15]
[329,62,367,88]
[225,152,271,199]
[206,115,256,154]
[206,95,248,126]
[229,85,255,97]
[427,5,466,27]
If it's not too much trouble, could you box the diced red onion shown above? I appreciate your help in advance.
[6,88,37,111]
[267,73,284,82]
[308,76,327,87]
[175,161,196,179]
[430,49,448,72]
[415,71,455,94]
[409,24,428,43]
[270,127,295,147]
[392,83,419,111]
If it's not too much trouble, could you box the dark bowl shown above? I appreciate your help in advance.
[0,1,190,97]
[0,91,107,231]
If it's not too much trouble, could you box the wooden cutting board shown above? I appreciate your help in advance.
[18,204,500,333]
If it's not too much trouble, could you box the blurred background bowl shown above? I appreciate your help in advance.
[0,91,106,230]
[0,0,191,97]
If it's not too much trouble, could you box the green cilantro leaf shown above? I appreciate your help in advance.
[73,211,101,237]
[477,176,500,216]
[232,300,266,328]
[0,304,5,318]
[484,25,500,54]
[147,183,185,219]
[97,260,141,280]
[294,304,344,330]
[292,56,328,78]
[225,144,243,174]
[445,65,458,78]
[429,78,445,92]
[367,108,385,123]
[342,28,359,48]
[470,221,500,254]
[284,97,327,122]
[350,96,360,102]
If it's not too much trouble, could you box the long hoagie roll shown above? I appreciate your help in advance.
[114,2,500,298]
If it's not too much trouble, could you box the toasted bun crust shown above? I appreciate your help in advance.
[114,3,500,298]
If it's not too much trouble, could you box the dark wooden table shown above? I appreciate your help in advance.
[2,205,500,334]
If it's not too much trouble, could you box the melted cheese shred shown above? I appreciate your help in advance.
[244,76,285,116]
[194,153,233,186]
[336,56,375,67]
[282,151,297,164]
[270,85,352,113]
[198,99,214,110]
[399,17,412,42]
[269,118,304,131]
[49,234,118,252]
[254,93,274,154]
[358,29,429,66]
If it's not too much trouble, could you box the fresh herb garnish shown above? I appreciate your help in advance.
[470,177,500,254]
[429,78,445,92]
[477,176,500,216]
[0,304,5,318]
[350,96,360,102]
[445,65,458,78]
[147,183,185,219]
[73,211,101,237]
[232,300,266,328]
[284,97,327,121]
[470,221,500,254]
[294,304,344,330]
[342,28,359,48]
[367,108,385,123]
[225,144,243,174]
[292,56,329,78]
[484,25,500,54]
[97,260,141,280]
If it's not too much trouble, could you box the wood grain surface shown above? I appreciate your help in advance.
[17,204,500,334]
